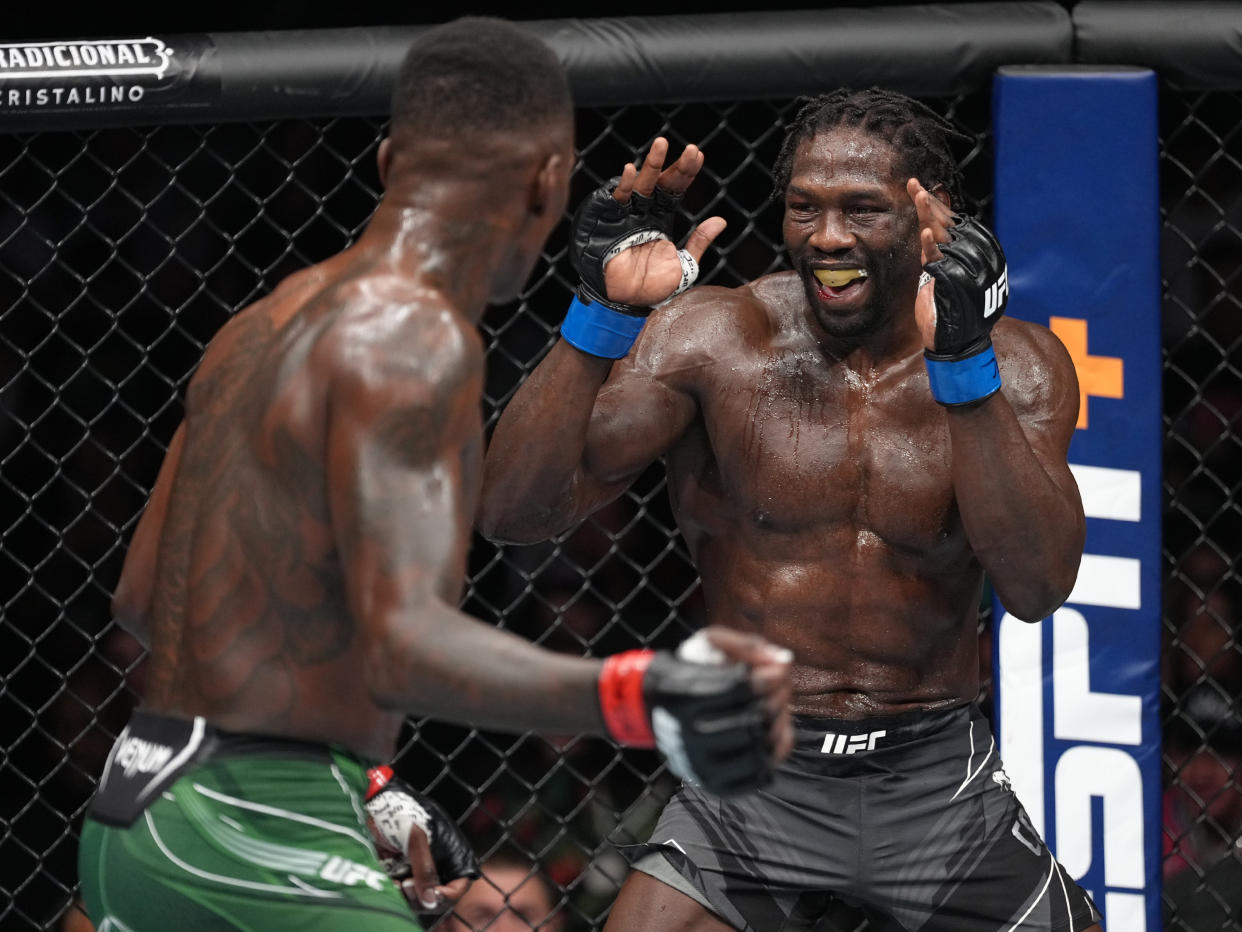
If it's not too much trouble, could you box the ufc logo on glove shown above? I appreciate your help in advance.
[983,267,1009,318]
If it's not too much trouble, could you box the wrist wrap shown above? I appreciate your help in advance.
[365,767,430,845]
[598,650,655,746]
[924,341,1001,406]
[561,293,647,359]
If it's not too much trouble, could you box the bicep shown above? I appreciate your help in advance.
[1003,327,1084,504]
[580,335,699,489]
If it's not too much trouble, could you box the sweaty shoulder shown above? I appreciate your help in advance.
[318,277,483,402]
[992,316,1080,431]
[629,271,793,379]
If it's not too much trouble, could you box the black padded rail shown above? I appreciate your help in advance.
[2,1,1240,133]
[0,3,1072,131]
[1073,1,1242,90]
[539,2,1071,105]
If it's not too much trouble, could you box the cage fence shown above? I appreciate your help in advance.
[0,77,1238,932]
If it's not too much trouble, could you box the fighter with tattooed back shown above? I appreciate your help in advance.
[76,19,793,932]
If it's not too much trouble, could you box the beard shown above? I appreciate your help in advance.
[803,279,888,338]
[794,241,924,342]
[799,256,912,341]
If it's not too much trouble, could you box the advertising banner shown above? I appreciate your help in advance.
[993,66,1163,932]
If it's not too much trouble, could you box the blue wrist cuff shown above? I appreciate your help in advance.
[560,294,646,359]
[924,343,1002,406]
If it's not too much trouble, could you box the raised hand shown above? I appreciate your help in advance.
[602,138,727,308]
[907,177,1009,406]
[563,138,727,359]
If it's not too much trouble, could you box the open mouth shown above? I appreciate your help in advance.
[812,268,868,300]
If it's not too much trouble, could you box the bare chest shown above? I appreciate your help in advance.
[681,352,957,549]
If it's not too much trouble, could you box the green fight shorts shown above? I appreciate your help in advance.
[78,712,420,932]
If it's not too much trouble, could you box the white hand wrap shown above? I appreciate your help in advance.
[652,630,727,786]
[655,250,701,307]
[602,229,671,265]
[365,787,433,854]
[600,231,700,308]
[676,629,726,665]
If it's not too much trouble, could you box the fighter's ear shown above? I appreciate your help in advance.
[377,138,393,190]
[929,182,952,211]
[529,151,566,217]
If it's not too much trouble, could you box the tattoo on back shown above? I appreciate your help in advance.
[144,310,354,721]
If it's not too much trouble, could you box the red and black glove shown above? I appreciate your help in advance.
[598,638,771,797]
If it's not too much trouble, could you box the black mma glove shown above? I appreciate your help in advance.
[598,633,772,797]
[560,176,700,358]
[364,766,480,898]
[921,213,1010,406]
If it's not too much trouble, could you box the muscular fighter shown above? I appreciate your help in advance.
[76,19,793,932]
[479,89,1104,931]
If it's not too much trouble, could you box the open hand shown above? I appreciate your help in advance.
[364,767,480,916]
[603,137,727,307]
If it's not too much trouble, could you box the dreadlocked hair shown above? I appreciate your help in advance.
[771,88,970,205]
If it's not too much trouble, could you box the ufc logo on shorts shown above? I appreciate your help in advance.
[318,856,388,891]
[984,266,1009,317]
[820,730,887,755]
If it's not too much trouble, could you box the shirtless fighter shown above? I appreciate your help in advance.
[479,88,1104,931]
[76,19,793,932]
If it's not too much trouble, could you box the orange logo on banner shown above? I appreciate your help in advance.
[1049,317,1124,429]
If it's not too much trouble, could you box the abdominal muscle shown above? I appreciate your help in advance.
[693,532,986,719]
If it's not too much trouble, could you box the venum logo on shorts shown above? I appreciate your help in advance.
[114,735,174,778]
[820,730,887,755]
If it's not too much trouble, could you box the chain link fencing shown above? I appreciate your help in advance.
[0,80,1236,932]
[1158,87,1242,932]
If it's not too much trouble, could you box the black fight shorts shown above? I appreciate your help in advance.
[625,704,1101,932]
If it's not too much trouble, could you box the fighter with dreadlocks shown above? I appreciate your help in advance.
[479,88,1104,931]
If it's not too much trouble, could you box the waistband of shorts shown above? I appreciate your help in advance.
[89,709,377,828]
[130,709,374,767]
[793,702,975,751]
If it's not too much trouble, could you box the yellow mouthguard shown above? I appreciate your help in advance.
[814,269,867,288]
